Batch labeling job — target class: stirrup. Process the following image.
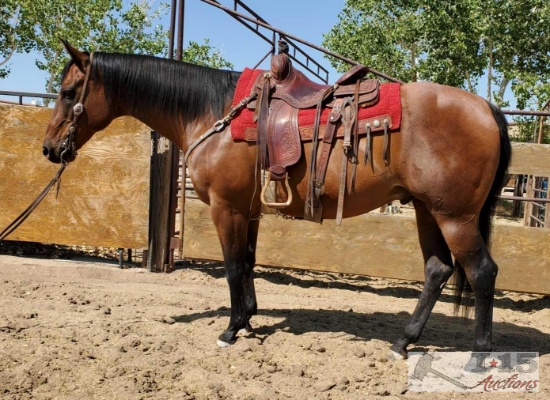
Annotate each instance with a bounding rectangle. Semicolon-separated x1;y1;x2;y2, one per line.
260;173;293;208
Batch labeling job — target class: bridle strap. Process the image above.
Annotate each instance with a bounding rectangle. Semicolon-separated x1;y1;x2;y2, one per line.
61;53;94;165
79;53;94;103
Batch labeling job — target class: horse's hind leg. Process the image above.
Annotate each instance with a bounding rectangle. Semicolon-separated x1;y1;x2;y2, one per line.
435;214;497;352
390;200;454;359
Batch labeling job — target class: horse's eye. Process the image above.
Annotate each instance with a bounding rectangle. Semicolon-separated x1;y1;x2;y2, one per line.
62;89;76;100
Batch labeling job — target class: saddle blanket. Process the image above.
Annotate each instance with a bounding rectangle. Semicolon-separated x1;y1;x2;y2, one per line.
230;68;402;142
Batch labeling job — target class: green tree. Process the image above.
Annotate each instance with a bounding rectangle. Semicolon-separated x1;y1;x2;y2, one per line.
0;2;14;78
183;39;233;69
13;0;168;94
0;0;33;79
1;0;233;94
323;0;550;107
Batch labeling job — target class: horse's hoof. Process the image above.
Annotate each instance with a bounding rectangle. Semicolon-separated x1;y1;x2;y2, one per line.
240;323;253;335
217;330;237;348
388;342;408;360
389;339;409;360
217;339;233;348
388;349;406;361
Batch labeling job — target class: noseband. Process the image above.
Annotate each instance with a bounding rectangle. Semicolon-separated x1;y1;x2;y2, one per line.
60;53;94;165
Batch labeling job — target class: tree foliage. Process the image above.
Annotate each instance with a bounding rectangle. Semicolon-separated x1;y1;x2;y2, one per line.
513;117;550;144
0;0;233;93
183;39;233;69
1;0;167;92
0;0;30;78
323;0;550;109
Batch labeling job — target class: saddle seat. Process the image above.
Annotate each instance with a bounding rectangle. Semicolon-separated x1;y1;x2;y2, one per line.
250;53;379;110
269;53;331;108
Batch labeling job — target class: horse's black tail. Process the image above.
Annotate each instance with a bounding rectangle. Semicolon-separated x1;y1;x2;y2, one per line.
453;102;512;316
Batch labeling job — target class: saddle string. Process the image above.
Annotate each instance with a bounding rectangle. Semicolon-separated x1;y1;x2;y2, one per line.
306;100;324;217
383;119;389;165
337;98;356;225
305;85;338;219
349;80;361;193
363;123;372;167
257;73;271;171
249;124;262;222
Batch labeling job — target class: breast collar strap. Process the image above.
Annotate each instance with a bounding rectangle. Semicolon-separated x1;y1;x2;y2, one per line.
61;53;94;165
184;93;258;166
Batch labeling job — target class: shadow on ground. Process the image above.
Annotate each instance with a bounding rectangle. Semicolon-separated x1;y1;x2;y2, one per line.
172;306;550;355
175;260;550;313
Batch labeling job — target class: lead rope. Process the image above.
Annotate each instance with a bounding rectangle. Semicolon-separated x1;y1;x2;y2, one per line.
0;54;95;241
0;164;66;241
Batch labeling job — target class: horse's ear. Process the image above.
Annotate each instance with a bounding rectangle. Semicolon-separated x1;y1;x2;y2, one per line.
60;38;89;72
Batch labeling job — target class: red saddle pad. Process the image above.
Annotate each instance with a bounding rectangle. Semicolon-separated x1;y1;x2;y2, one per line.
230;68;402;142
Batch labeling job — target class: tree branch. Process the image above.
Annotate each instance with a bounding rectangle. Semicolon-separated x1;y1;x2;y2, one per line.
0;34;17;68
487;38;493;102
497;76;510;105
465;70;474;92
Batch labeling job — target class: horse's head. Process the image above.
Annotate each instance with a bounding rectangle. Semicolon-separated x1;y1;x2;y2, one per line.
43;40;112;164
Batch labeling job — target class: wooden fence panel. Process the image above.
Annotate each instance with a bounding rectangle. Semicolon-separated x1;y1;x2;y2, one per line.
0;104;149;249
509;142;550;176
184;141;550;295
184;199;550;294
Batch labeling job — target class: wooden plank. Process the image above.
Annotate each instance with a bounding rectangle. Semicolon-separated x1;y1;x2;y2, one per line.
184;199;550;295
185;199;423;280
491;224;550;293
509;142;550;176
0;104;149;249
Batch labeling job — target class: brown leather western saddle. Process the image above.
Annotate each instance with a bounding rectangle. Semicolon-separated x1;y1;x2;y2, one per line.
249;50;381;224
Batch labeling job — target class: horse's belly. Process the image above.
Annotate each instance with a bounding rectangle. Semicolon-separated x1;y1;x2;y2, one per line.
278;155;408;220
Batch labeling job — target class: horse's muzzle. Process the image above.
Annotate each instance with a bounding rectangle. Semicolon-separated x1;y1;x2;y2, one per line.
42;139;59;163
42;138;74;164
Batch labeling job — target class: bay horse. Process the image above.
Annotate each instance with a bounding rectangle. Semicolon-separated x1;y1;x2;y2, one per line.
42;41;510;358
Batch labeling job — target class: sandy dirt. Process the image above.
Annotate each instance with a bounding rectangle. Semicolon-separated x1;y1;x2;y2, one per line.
0;254;548;399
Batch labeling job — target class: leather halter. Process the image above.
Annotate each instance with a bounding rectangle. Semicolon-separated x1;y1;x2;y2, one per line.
60;53;94;165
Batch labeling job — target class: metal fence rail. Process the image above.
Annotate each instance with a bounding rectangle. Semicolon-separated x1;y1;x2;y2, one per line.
0;90;56;105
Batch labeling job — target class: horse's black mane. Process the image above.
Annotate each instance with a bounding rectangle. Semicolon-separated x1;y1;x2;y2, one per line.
85;52;241;122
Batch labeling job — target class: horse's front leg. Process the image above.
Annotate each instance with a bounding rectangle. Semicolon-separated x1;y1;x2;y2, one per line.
243;218;260;332
211;203;253;347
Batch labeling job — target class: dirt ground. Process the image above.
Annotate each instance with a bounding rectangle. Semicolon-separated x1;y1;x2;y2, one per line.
0;253;548;399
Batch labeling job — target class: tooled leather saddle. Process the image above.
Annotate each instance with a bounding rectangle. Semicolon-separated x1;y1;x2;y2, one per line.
248;49;389;224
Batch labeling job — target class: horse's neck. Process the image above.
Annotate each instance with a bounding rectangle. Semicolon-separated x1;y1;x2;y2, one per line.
125;109;185;150
117;100;223;154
